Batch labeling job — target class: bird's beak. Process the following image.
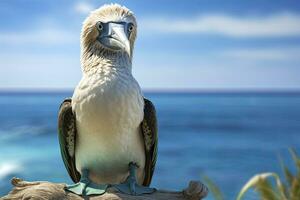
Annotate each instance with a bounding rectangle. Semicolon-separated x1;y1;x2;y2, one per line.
98;23;131;57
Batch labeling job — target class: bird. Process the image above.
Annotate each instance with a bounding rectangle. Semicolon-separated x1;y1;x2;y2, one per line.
58;4;158;196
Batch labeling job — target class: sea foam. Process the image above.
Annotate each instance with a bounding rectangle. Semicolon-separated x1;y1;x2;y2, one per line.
0;162;22;180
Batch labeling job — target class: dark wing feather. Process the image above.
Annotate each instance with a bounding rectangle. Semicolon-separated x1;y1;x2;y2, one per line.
58;98;81;183
141;98;158;186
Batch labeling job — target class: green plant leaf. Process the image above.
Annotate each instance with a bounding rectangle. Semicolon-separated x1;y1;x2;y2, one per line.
290;178;300;200
203;176;224;200
256;179;280;200
289;148;300;176
236;172;287;200
279;154;294;188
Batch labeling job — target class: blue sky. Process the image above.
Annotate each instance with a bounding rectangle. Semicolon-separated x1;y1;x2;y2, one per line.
0;0;300;90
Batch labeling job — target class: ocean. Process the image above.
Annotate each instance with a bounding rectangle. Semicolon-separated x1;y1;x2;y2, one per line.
0;91;299;199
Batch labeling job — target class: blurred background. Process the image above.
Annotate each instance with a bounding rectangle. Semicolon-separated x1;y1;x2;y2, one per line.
0;0;300;199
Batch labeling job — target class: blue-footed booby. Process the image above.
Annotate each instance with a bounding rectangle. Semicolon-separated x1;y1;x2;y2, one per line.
58;4;158;196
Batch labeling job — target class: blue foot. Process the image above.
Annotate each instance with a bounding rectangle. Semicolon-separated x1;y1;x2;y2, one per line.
114;163;156;195
65;169;108;196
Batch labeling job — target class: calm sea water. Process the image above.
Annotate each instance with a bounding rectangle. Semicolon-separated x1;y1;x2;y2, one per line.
0;92;300;199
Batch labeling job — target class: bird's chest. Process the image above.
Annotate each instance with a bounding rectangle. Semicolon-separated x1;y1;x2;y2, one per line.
73;71;144;133
72;70;145;183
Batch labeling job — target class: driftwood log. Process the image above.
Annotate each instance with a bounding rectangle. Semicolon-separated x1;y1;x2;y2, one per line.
1;178;208;200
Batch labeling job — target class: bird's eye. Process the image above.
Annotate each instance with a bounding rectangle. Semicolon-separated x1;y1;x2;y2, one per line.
97;22;103;31
128;23;134;33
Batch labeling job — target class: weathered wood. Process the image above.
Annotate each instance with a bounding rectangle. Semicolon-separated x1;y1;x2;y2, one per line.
1;177;208;200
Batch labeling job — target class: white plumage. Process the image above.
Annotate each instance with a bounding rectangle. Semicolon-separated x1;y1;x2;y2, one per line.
58;3;157;196
72;62;146;184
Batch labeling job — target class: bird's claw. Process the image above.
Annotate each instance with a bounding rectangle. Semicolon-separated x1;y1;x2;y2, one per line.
113;162;156;195
65;169;108;196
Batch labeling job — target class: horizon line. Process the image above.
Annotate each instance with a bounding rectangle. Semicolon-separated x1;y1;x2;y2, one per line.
0;87;300;94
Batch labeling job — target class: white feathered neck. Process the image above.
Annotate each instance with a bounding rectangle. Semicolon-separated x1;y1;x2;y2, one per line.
81;44;132;76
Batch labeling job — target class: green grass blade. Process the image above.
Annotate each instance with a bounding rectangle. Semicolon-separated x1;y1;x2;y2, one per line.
256;179;280;200
236;172;287;200
203;176;224;200
279;154;294;187
290;178;300;200
237;173;273;200
289;148;300;175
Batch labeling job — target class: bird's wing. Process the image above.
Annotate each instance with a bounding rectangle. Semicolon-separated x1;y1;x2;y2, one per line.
58;98;81;183
141;98;158;186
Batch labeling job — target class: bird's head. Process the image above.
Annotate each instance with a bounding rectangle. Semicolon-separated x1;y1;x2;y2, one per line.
81;4;137;68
